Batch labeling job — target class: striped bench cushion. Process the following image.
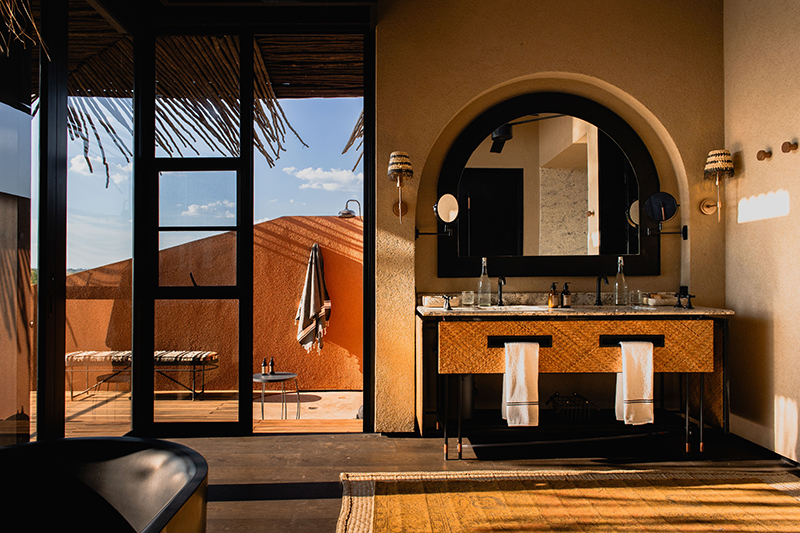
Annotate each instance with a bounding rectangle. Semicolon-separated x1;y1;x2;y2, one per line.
66;350;218;366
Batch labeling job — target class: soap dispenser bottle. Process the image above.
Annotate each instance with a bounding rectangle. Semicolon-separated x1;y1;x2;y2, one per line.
478;257;492;306
614;256;628;306
548;283;559;308
560;282;572;308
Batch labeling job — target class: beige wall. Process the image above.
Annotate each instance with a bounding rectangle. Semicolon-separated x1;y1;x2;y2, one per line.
724;0;800;460
375;0;726;432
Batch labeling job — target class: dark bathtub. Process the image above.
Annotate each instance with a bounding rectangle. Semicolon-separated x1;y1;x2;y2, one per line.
0;436;208;532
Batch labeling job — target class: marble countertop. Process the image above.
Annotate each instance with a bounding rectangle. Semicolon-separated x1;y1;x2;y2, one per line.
416;305;734;317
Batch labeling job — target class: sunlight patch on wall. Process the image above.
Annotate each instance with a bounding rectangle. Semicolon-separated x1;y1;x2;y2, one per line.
775;395;799;461
737;189;790;223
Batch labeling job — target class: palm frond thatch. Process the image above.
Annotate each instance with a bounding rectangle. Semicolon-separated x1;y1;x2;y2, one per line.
342;109;364;172
1;0;47;58
60;34;305;186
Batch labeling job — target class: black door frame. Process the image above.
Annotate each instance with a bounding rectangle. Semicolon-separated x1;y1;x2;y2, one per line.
37;2;376;439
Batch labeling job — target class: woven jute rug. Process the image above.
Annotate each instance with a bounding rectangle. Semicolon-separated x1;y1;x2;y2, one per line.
336;469;800;532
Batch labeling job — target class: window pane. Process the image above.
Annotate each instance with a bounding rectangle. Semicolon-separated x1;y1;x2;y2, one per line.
159;231;236;287
154;299;238;422
159;171;237;228
155;35;241;158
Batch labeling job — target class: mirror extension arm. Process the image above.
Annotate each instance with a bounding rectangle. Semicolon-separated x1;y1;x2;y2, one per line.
415;225;453;240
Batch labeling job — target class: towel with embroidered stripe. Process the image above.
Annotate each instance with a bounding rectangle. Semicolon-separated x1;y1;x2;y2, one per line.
501;342;539;427
615;341;654;425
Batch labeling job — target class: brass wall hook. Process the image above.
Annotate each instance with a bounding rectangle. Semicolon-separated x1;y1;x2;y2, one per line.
782;141;798;153
757;149;772;161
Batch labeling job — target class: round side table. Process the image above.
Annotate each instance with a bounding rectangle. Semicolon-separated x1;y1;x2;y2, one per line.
252;372;300;420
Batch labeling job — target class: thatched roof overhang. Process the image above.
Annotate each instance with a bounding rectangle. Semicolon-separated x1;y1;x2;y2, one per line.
28;0;368;180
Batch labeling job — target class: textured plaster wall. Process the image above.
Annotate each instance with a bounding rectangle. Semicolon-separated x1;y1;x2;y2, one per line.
63;216;363;393
539;167;588;255
724;0;800;460
375;0;726;432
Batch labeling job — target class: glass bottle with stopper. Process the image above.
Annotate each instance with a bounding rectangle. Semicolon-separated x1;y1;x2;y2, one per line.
478;257;492;306
614;256;628;306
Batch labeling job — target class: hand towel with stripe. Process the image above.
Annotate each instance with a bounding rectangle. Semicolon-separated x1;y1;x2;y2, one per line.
501;342;539;427
615;341;654;425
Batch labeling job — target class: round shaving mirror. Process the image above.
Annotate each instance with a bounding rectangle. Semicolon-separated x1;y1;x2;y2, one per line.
643;192;678;223
434;193;459;224
627;200;640;227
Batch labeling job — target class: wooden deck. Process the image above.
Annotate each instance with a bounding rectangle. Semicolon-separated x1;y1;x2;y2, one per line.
28;390;364;437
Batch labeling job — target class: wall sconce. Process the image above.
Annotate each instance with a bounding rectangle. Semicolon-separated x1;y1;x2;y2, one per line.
388;151;413;223
337;199;361;219
702;149;734;222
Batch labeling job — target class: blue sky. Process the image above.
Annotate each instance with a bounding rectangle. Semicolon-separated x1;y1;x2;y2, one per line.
31;97;363;270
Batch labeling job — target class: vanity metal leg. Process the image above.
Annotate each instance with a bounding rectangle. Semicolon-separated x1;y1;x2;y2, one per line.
457;374;463;460
722;319;730;434
684;373;690;454
443;374;449;460
699;373;704;453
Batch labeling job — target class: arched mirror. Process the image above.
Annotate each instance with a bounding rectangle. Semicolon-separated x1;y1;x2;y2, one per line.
436;92;661;277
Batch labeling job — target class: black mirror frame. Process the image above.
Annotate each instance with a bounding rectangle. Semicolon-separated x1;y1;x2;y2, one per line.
436;92;661;278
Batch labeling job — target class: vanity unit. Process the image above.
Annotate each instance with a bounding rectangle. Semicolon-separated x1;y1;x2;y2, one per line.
415;305;733;459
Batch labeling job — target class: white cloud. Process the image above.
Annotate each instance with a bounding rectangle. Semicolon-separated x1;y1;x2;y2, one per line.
69;155;131;184
282;166;363;192
181;199;236;218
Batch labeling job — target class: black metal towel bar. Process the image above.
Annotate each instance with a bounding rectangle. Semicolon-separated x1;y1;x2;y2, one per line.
487;335;553;348
598;335;665;347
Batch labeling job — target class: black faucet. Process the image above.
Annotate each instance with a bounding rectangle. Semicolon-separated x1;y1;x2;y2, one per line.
497;276;506;306
595;275;608;306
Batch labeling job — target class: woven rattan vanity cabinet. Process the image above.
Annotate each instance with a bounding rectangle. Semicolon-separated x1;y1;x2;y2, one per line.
415;306;733;440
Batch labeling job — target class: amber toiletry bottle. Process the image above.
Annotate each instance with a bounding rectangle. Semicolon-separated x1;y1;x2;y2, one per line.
268;357;275;375
261;358;267;375
560;282;572;308
548;283;559;308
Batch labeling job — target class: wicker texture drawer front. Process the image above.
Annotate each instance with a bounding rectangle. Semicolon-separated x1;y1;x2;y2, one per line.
438;320;714;374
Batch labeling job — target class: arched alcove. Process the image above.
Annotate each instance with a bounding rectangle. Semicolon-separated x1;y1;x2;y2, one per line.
415;73;690;294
